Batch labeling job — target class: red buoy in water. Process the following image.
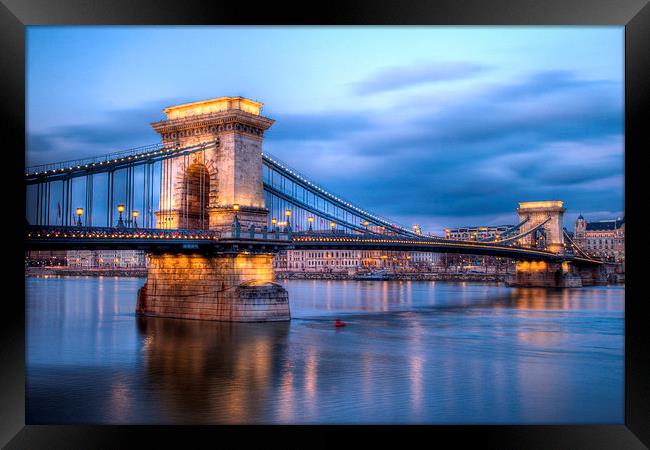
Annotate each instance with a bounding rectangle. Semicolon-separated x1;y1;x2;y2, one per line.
335;320;346;327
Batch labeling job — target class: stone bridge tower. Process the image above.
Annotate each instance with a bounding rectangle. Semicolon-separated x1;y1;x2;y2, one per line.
137;97;290;322
151;96;273;231
516;201;566;253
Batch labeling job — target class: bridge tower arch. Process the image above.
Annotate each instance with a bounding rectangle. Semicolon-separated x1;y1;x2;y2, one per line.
516;201;566;253
177;159;214;230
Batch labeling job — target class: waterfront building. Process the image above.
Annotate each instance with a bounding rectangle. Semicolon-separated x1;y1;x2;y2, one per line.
573;215;625;262
444;225;512;240
25;250;67;267
66;250;147;268
274;249;421;272
409;251;441;269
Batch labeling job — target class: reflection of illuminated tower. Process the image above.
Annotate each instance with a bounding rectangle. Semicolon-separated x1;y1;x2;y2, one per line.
516;201;566;253
136;316;290;421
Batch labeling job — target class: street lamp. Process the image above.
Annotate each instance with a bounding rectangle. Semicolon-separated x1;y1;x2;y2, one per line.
271;218;277;231
331;221;336;233
132;210;139;228
285;209;291;231
75;207;83;227
116;204;125;228
308;216;313;232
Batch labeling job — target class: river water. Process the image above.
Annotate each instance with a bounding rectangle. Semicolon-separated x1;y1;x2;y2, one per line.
25;277;624;424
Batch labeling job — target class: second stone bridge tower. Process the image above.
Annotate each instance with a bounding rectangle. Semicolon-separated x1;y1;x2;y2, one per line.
516;201;566;253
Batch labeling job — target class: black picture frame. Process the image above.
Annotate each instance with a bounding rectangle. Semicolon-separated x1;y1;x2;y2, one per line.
2;0;648;447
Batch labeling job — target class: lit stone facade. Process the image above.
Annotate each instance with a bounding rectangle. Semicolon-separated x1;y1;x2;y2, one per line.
516;201;566;252
509;261;583;288
151;96;273;232
573;216;625;262
137;253;289;322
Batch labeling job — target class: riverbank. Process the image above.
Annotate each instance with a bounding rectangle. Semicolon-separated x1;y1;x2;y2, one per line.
276;271;509;282
24;267;623;284
25;267;147;278
26;266;508;282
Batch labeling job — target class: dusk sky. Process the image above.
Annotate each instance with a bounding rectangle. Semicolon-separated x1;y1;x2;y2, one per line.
26;26;624;234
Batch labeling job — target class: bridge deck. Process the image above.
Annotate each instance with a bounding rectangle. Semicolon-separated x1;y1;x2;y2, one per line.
24;226;601;266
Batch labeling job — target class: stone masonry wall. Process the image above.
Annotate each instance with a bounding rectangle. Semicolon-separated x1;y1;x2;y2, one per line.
137;253;290;322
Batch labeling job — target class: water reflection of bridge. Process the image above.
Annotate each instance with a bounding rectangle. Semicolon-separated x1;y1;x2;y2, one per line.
136;316;290;422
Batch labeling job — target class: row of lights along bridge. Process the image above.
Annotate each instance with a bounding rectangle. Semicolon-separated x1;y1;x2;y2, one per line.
74;204;138;228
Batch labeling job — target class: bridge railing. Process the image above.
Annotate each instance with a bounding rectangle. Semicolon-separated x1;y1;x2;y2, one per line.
220;227;292;241
291;230;523;247
25;143;166;175
25;225;222;240
25;224;294;242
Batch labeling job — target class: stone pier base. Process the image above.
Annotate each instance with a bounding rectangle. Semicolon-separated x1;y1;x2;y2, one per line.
136;252;290;322
578;265;608;286
507;261;583;288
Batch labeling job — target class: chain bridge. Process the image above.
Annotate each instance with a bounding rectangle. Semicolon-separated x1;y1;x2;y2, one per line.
24;96;604;322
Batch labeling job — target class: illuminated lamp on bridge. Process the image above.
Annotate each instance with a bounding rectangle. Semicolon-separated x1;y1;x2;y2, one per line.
132;210;139;228
117;204;125;228
75;208;84;227
308;216;313;231
233;203;240;224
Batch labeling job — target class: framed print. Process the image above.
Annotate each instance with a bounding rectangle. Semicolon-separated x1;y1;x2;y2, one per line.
2;0;648;447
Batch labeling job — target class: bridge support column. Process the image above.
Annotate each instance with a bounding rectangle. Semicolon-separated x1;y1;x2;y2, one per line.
577;265;607;286
137;252;290;322
507;261;582;288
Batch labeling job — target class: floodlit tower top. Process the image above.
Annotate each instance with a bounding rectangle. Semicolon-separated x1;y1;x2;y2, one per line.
518;201;564;210
164;96;263;119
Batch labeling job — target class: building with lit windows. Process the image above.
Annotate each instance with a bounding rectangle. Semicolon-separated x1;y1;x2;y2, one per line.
25;250;68;267
409;252;441;269
573;215;625;262
445;225;513;240
274;249;422;273
66;250;147;268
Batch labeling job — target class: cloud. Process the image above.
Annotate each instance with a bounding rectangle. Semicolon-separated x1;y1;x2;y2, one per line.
270;71;623;232
352;61;488;95
26;99;179;166
265;112;373;141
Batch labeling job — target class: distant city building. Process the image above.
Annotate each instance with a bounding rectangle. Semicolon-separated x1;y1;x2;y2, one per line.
409;252;441;269
573;215;625;262
66;250;147;268
25;250;67;267
445;225;512;240
274;249;439;272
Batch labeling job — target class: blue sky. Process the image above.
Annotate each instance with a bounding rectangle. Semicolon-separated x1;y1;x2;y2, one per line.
26;26;624;234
